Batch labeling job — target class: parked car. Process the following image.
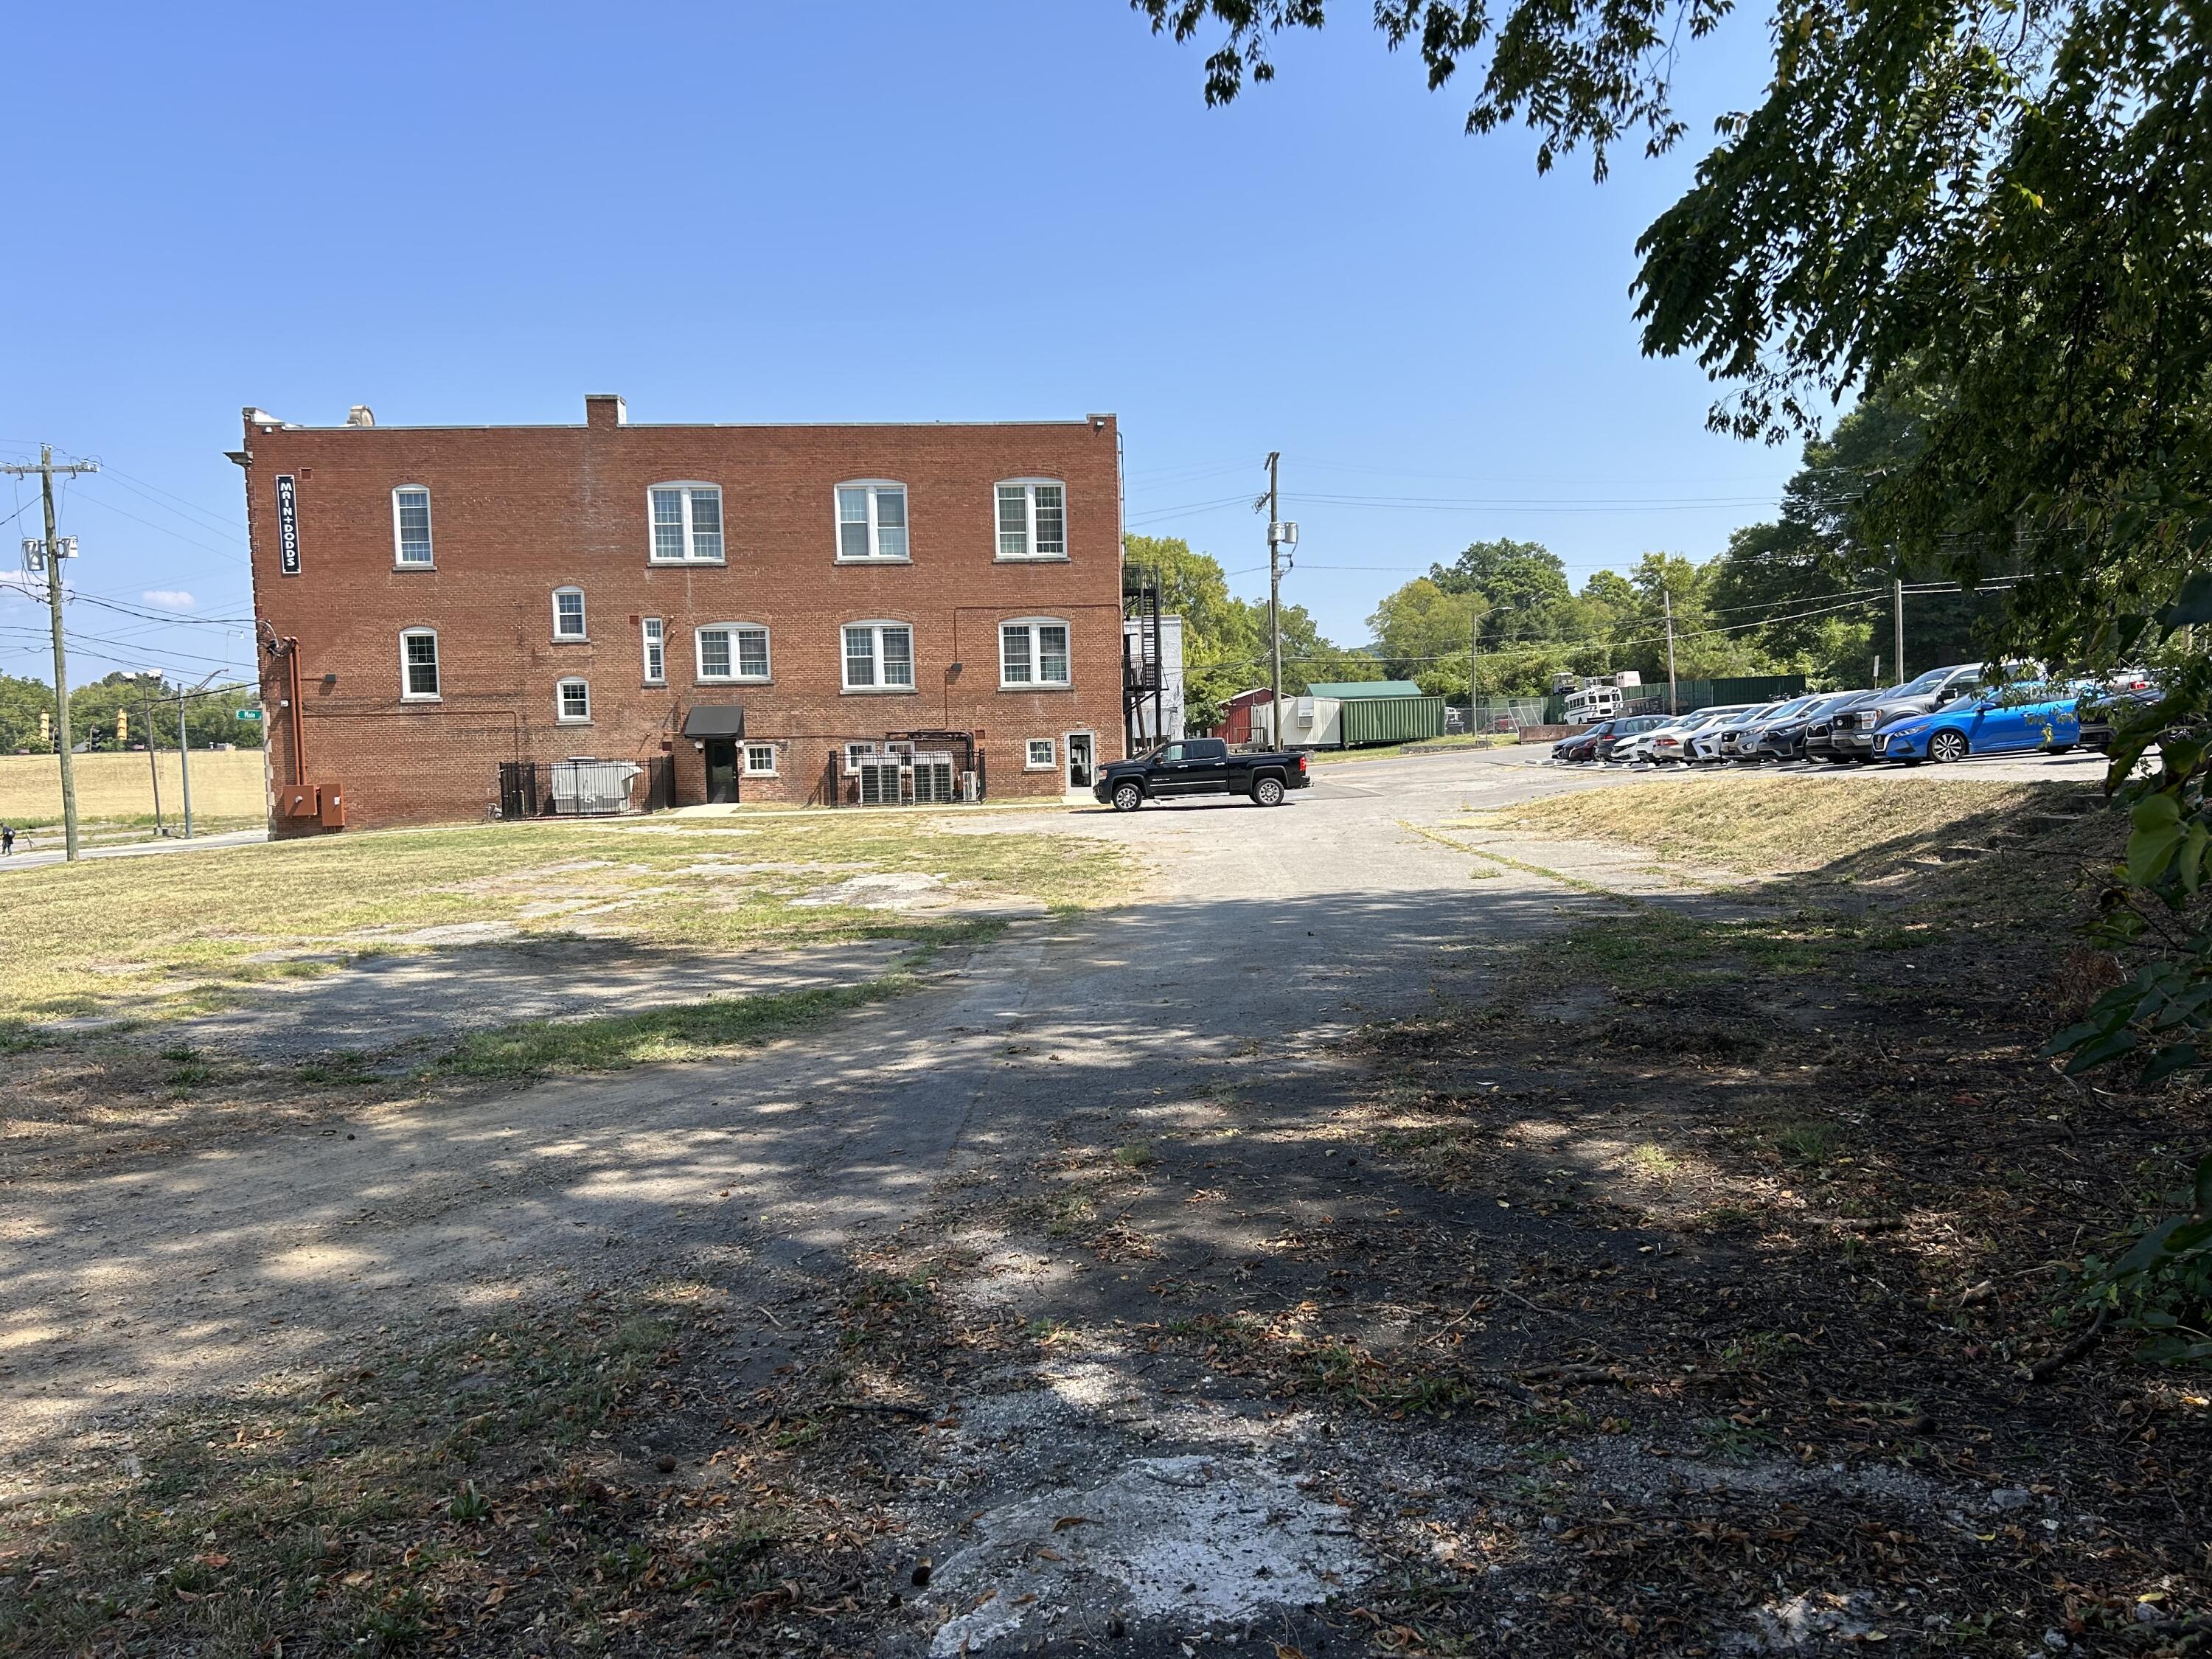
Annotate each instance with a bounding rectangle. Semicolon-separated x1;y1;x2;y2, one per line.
1824;663;1995;762
1753;690;1867;762
1552;720;1617;763
1647;706;1753;765
2079;685;2163;752
1873;684;2081;763
1705;699;1812;764
1094;737;1311;810
1594;713;1669;761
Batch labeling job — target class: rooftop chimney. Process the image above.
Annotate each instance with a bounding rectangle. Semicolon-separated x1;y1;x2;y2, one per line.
346;405;375;427
585;394;627;431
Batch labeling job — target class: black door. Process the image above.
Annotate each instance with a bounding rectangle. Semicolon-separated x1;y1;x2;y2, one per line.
704;739;739;804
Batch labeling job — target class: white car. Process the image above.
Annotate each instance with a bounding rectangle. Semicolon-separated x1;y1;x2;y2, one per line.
1646;707;1746;765
1685;704;1771;764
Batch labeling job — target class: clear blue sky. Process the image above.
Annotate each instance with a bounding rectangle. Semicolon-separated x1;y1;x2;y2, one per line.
1;0;1795;688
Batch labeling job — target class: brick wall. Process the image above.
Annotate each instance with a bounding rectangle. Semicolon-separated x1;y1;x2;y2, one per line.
240;397;1125;833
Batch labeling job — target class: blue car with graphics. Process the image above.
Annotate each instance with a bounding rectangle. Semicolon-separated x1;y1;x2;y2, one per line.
1871;684;2082;765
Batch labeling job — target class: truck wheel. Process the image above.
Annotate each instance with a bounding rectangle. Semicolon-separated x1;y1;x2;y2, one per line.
1111;782;1144;813
1253;776;1286;807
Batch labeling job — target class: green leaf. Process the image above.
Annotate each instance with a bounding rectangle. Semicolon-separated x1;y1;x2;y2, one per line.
2139;1042;2204;1085
2128;822;2187;886
2194;1152;2212;1218
2064;1028;2140;1073
2160;571;2212;628
2132;793;2184;831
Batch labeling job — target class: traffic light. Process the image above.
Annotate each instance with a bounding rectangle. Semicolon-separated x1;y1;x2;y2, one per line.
117;709;128;745
39;711;50;749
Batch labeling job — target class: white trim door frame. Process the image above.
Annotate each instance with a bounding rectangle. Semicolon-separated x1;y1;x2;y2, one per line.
1065;730;1095;792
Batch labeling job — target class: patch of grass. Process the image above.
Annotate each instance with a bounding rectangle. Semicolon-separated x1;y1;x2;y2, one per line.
1112;1140;1157;1169
427;977;908;1081
0;1288;789;1658
1770;1120;1846;1166
0;815;1133;1025
1486;773;2085;876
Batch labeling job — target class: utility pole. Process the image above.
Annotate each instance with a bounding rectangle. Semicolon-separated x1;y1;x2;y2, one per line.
3;446;100;861
139;673;166;837
1264;452;1283;745
1469;598;1481;728
175;673;218;838
1662;588;1679;717
1891;577;1906;685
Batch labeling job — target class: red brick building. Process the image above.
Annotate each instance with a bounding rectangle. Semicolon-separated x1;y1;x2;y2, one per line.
234;395;1125;834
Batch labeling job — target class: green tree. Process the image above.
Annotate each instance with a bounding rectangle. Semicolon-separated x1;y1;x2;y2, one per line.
0;675;57;754
1366;577;1479;686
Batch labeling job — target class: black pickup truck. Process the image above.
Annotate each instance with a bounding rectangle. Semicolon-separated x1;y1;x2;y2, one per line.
1093;737;1312;811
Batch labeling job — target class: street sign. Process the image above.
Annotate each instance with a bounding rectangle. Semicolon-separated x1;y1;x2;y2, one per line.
235;707;264;722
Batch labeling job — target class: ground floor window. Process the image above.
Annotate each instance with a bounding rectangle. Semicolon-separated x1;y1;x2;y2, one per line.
1026;737;1055;769
556;677;591;723
743;742;776;776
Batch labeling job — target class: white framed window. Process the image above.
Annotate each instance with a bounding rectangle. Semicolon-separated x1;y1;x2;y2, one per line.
842;621;915;691
843;742;878;771
1026;737;1056;770
641;617;665;684
999;619;1071;688
556;677;591;723
647;484;724;563
743;742;777;776
995;479;1067;560
695;623;771;683
552;586;587;640
400;627;440;700
835;481;909;561
392;487;434;567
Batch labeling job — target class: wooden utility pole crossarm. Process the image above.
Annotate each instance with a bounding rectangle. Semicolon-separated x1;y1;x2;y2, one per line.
1;446;100;861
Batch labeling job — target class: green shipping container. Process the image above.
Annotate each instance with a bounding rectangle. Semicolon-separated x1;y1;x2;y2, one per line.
1339;695;1447;748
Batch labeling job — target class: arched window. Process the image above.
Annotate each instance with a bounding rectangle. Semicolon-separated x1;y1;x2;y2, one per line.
994;479;1065;560
695;623;771;683
835;481;909;561
392;487;434;567
999;618;1071;688
552;585;587;640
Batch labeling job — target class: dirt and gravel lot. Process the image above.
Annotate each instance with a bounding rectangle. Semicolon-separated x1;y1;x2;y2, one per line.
3;747;2206;1659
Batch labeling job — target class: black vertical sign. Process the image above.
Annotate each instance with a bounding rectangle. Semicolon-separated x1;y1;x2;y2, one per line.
275;474;302;576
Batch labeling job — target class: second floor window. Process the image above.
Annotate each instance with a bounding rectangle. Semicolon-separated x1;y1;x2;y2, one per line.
400;628;440;699
392;487;433;566
843;622;914;690
696;624;771;681
650;484;723;563
995;480;1066;559
641;617;665;684
553;587;586;639
1000;619;1071;687
557;678;591;722
837;483;908;560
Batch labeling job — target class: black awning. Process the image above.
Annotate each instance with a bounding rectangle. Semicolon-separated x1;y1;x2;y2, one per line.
682;704;745;738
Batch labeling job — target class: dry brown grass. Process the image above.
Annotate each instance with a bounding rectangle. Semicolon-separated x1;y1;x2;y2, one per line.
1481;773;2089;873
0;749;265;827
